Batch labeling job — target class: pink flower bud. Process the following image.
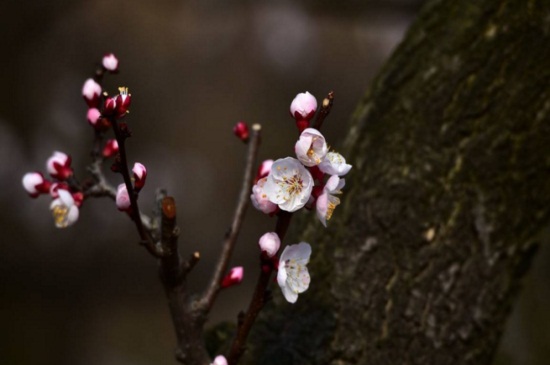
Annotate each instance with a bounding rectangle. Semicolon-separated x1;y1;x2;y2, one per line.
82;78;102;108
258;232;281;258
46;151;73;180
290;91;317;121
87;108;101;127
115;87;131;118
102;139;119;158
211;355;228;365
116;183;131;211
250;177;278;215
22;172;51;197
132;162;147;191
72;191;84;207
221;266;243;288
103;96;117;116
102;53;119;72
49;182;70;198
233;121;249;142
256;159;273;182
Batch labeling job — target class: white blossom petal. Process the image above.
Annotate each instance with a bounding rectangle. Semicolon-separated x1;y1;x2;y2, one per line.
319;152;352;176
295;128;328;167
277;242;311;303
263;157;313;212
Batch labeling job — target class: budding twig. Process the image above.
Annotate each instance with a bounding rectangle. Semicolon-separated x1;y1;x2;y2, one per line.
227;211;293;365
312;91;334;130
111;118;165;258
199;124;262;312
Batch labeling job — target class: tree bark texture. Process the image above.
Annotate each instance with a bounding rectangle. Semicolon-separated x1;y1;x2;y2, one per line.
243;0;550;364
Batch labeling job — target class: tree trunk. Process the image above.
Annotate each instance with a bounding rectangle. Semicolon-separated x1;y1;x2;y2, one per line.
243;0;550;363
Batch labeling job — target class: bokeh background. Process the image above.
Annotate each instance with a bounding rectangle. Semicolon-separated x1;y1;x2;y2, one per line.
1;1;548;364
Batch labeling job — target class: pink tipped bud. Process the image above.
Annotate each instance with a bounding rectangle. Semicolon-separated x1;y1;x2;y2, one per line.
103;96;117;116
82;78;102;108
116;183;131;211
22;172;51;197
102;139;119;158
290;91;317;121
87;108;101;127
211;355;228;365
221;266;244;288
46;151;73;180
233;121;249;142
102;53;119;72
72;191;84;207
256;159;273;182
115;87;131;118
49;182;70;198
259;232;281;258
132;162;147;191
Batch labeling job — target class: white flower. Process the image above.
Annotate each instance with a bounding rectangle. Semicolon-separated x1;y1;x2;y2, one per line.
50;189;79;228
116;183;131;211
263;157;314;212
250;177;278;214
211;355;228;365
295;128;328;167
258;232;281;257
316;175;345;227
319;151;352;176
277;242;311;303
290;92;317;120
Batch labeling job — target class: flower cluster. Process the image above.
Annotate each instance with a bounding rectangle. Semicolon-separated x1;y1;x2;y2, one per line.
22;151;81;228
249;91;352;303
22;53;147;227
251;92;352;225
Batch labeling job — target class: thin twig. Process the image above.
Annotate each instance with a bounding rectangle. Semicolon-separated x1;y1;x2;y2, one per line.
227;211;293;365
312;91;334;130
199;124;262;312
112;118;165;258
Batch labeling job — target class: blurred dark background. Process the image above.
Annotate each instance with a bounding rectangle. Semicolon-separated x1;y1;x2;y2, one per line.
0;1;548;364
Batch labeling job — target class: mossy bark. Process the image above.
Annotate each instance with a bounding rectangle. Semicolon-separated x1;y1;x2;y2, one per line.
244;0;550;364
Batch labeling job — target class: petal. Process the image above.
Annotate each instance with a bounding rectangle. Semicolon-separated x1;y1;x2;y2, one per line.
280;283;299;303
58;189;75;207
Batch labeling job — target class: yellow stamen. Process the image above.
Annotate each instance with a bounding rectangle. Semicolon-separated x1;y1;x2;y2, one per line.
52;205;69;228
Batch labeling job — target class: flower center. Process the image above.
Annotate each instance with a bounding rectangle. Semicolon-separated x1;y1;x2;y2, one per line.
52;205;69;228
282;174;303;197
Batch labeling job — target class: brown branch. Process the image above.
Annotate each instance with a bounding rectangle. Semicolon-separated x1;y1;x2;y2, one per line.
199;124;262;312
227;211;293;365
312;91;334;130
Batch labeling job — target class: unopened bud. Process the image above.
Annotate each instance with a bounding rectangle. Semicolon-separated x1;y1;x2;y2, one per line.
132;162;147;191
233;121;249;143
82;78;102;108
221;266;243;288
102;139;119;158
258;232;281;258
102;53;119;72
46;151;73;180
87;108;101;127
115;183;131;211
290;91;317;121
22;172;51;197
